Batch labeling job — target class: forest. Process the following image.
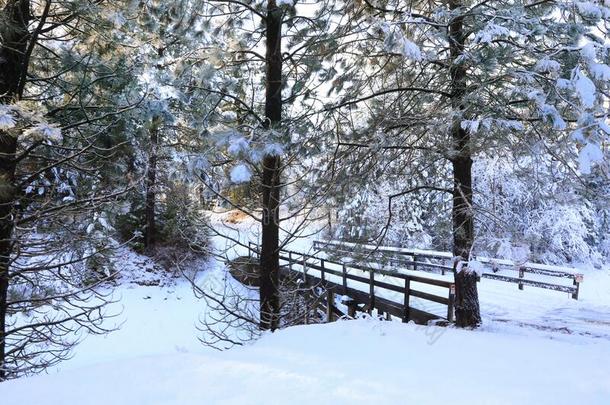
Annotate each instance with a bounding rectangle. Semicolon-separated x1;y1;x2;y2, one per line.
0;0;609;404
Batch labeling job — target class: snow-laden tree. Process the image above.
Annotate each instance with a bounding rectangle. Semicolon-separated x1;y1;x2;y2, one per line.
0;0;141;380
473;155;609;265
184;0;358;333
319;0;610;326
104;0;216;254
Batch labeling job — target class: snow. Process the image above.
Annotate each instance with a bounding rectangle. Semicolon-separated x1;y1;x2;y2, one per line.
379;22;422;62
600;120;610;134
576;2;606;19
590;63;610;81
466;259;485;276
221;110;238;122
573;68;596;108
535;58;561;73
264;142;284;156
227;136;249;156
2;317;609;405
578;142;604;174
2;219;609;404
474;23;511;44
230;164;252;183
401;39;422;61
581;43;597;62
0;111;16;130
460;119;480;133
33;247;212;371
22;123;63;143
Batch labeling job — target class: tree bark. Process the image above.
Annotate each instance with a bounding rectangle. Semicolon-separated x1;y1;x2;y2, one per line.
144;117;160;252
259;0;282;331
0;0;30;381
448;0;481;327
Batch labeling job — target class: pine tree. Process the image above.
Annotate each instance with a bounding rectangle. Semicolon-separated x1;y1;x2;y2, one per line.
0;0;139;379
322;0;610;327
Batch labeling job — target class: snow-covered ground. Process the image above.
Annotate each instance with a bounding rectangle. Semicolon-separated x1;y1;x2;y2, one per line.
2;314;610;405
1;213;610;404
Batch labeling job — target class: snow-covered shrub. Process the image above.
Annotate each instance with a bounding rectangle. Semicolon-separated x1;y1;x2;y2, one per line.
330;154;608;267
114;194;147;250
158;182;210;252
330;181;441;249
114;181;210;255
473;157;607;265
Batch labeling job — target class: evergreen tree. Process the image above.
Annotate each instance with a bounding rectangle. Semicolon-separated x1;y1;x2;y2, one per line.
322;0;610;326
0;0;139;379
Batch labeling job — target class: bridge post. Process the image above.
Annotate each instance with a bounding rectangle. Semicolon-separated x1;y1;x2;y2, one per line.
403;277;411;322
303;254;308;285
572;274;583;300
343;297;357;318
447;284;455;322
369;270;375;314
342;263;347;294
326;289;335;322
518;267;525;290
320;258;326;285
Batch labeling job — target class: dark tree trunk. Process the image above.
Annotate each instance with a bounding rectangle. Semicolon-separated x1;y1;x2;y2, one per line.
448;0;481;327
259;0;282;331
0;0;30;381
144;117;160;252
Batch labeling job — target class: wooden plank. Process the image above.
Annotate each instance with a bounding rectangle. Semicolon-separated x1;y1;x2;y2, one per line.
279;255;371;285
316;240;579;281
372;279;406;294
518;267;524;290
481;273;576;293
279;254;452;303
276;250;451;323
321;258;326;284
284;250;455;290
410;289;450;305
572;275;583;300
408;274;454;288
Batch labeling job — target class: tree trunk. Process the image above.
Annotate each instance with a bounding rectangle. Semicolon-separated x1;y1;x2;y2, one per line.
448;0;481;327
0;0;30;381
259;0;282;331
144;117;160;251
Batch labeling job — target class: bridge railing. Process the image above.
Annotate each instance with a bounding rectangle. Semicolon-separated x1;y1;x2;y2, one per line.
248;242;456;323
313;240;583;300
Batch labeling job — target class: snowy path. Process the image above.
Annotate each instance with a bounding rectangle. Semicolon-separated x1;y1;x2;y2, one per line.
479;274;610;342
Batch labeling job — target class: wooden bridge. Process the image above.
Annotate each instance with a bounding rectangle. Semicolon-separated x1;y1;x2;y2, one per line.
313;240;584;300
248;242;456;324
